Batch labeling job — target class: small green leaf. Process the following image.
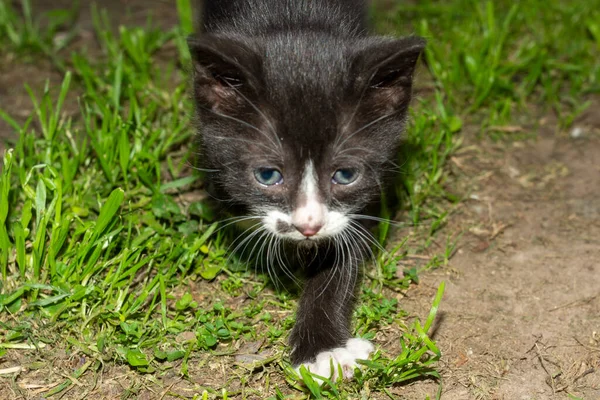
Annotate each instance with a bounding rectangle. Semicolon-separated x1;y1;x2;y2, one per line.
151;193;181;219
21;200;32;230
29;293;70;307
126;349;149;367
423;281;445;334
167;350;185;362
6;297;22;314
0;149;13;224
35;178;47;218
0;287;26;306
97;336;105;353
118;127;131;176
177;220;198;235
199;327;218;348
403;267;420;284
95;188;124;236
199;261;221;280
175;292;195;311
216;328;230;339
447;115;463;133
298;365;323;395
154;349;168;360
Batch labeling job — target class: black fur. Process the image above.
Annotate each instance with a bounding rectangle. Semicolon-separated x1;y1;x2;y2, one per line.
189;0;424;366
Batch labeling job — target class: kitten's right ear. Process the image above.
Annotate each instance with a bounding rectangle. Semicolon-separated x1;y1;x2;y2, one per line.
187;35;262;112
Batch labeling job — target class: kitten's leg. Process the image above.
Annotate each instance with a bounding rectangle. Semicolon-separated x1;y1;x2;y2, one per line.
289;250;374;381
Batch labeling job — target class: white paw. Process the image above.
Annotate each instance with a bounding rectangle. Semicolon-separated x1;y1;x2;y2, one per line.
295;338;374;383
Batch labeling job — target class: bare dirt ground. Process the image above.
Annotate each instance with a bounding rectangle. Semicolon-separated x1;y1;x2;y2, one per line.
1;1;599;399
399;108;600;399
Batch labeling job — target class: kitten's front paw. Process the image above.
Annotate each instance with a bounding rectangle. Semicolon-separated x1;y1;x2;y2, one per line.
294;338;374;383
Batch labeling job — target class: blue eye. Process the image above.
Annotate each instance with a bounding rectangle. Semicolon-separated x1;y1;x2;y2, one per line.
332;168;359;185
254;168;283;186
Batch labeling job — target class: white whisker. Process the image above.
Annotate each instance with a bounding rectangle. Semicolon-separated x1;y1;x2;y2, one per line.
335;112;400;152
227;83;282;151
224;222;265;266
275;237;301;287
265;232;282;291
347;220;387;256
213;215;263;235
348;214;418;228
338;230;357;308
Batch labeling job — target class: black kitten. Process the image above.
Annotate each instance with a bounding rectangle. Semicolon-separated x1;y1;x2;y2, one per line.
188;0;424;380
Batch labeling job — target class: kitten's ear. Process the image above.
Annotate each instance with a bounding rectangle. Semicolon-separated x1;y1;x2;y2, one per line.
187;35;261;112
351;36;425;111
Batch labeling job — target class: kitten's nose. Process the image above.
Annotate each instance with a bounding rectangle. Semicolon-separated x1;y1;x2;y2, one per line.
294;224;322;237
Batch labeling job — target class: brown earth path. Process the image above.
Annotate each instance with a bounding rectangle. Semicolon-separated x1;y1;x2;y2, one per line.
398;112;600;399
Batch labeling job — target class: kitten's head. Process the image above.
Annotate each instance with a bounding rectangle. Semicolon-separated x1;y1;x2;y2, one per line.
189;33;424;243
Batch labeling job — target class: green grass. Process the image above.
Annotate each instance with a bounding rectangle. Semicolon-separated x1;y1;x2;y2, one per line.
410;0;599;127
375;0;600;134
0;0;598;398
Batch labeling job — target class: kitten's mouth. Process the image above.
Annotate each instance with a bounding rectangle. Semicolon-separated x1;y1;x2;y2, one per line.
298;238;318;247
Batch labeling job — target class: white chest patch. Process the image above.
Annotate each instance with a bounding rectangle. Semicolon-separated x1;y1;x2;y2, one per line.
294;338;374;383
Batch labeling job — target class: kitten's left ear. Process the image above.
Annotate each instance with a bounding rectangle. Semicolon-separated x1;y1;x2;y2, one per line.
351;36;426;110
